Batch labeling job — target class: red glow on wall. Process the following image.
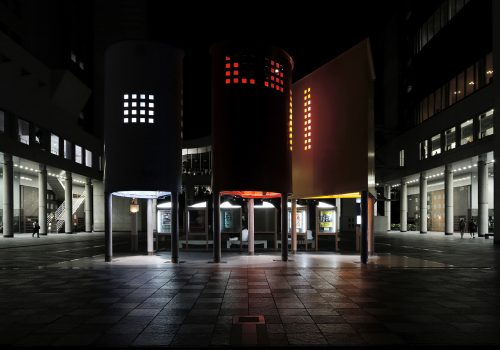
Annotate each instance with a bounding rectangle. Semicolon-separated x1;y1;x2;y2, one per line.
220;190;282;199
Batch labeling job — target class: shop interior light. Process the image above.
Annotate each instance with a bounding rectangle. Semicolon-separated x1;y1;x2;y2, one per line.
129;198;139;213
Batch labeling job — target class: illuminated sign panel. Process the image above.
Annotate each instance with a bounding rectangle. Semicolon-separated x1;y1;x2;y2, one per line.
303;88;312;151
123;93;155;124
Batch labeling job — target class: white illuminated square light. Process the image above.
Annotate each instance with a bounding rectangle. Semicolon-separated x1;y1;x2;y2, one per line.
132;94;137;99
123;118;129;123
140;110;145;115
148;118;154;124
140;118;145;123
124;102;129;107
131;102;137;107
149;103;154;108
140;102;145;107
149;95;154;100
140;94;145;99
131;118;137;123
124;110;129;115
148;110;154;116
124;93;154;123
124;94;129;99
131;110;137;115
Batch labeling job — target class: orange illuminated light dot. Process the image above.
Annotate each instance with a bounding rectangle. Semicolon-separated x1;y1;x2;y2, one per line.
233;78;239;83
234;70;239;76
250;79;255;84
225;79;230;84
233;62;239;68
271;76;275;81
304;146;307;151
271;83;275;88
308;145;311;149
242;78;247;84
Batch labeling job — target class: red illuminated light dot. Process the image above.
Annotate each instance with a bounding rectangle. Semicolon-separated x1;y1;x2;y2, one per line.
271;60;275;66
276;85;279;91
280;72;283;78
225;79;230;84
250;79;255;84
264;81;269;87
276;63;280;68
242;78;247;84
233;70;239;76
233;78;239;83
225;56;230;61
271;76;275;81
225;71;230;76
280;87;283;92
233;62;239;68
225;63;230;68
271;83;275;88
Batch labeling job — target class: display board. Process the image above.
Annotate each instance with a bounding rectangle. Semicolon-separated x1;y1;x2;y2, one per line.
187;208;207;234
318;209;335;233
255;208;276;233
157;209;172;233
288;209;307;233
220;208;242;233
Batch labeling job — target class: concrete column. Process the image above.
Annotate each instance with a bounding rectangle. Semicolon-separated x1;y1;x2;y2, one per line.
400;179;407;232
373;198;378;216
65;172;73;233
291;199;297;254
130;210;138;252
171;191;179;263
478;154;488;237
147;199;154;255
361;191;369;264
384;185;391;231
104;192;112;262
152;198;157;234
493;0;500;244
3;154;13;237
248;198;254;255
92;180;104;231
419;172;427;234
38;164;47;235
84;177;92;232
445;164;454;235
281;193;288;261
213;192;221;263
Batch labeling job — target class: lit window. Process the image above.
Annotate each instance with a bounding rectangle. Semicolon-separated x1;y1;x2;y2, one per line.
131;118;137;123
431;134;441;156
50;134;59;156
226;79;230;84
479;109;494;139
304;88;312;151
140;94;145;99
124;94;129;99
250;79;255;84
124;93;155;123
85;150;92;167
124;110;129;115
18;119;29;145
124;118;129;123
445;127;456;150
124;102;129;107
460;119;474;145
140;118;145;123
149;95;154;100
132;94;137;99
242;78;247;84
64;140;72;159
75;145;82;164
149;111;154;116
140;110;145;115
399;149;405;167
148;118;154;124
131;110;137;115
140;102;145;107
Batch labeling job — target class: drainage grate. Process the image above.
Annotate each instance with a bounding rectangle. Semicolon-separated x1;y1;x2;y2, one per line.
233;315;265;325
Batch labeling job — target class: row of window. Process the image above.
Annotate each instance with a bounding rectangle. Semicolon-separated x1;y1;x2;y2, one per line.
0;109;99;169
417;108;493;161
413;0;470;55
415;52;493;125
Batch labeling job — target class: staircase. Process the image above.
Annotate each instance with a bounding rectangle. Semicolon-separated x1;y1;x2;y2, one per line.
47;193;86;233
47;176;65;200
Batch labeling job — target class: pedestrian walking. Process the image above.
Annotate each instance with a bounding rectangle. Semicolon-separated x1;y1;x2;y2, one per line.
32;221;40;238
459;218;465;239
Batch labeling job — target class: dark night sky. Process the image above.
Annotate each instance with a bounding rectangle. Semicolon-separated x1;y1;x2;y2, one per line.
148;1;399;140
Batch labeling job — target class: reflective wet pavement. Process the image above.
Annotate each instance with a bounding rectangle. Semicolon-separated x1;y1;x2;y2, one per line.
0;230;499;347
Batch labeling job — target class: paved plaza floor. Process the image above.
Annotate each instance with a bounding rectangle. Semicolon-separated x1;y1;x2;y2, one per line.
0;230;499;347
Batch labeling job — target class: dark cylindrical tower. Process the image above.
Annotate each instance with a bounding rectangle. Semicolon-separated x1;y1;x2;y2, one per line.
104;41;183;196
104;41;183;261
211;42;294;194
211;42;294;262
